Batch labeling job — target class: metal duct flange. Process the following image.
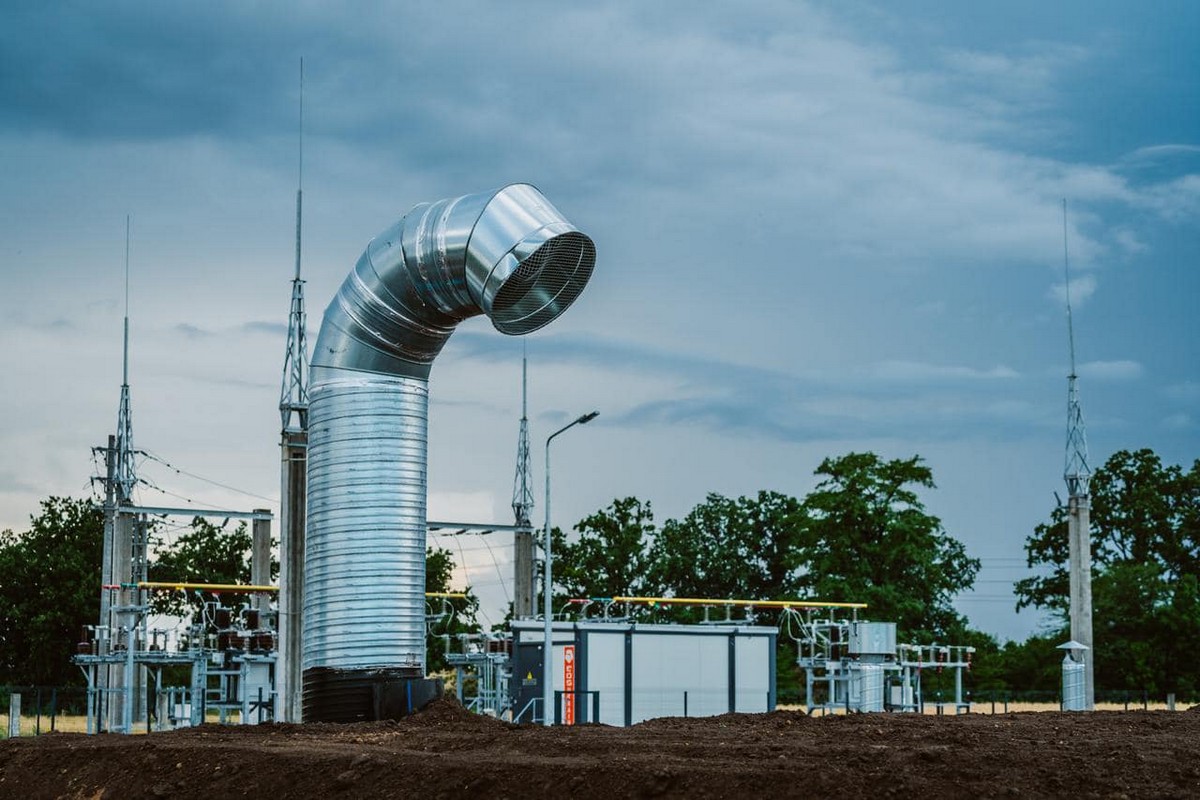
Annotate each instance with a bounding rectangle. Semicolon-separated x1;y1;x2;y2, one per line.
303;184;595;722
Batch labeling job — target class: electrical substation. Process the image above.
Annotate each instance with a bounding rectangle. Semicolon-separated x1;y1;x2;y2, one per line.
75;181;987;733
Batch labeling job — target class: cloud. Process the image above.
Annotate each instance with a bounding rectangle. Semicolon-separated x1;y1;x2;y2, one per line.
446;331;1049;443
1139;174;1200;222
0;0;1168;276
1111;227;1147;256
1077;360;1143;381
869;361;1019;382
240;321;287;337
1163;413;1194;431
1048;273;1097;308
174;323;212;339
1164;382;1200;403
0;470;43;497
1119;144;1200;165
446;331;795;395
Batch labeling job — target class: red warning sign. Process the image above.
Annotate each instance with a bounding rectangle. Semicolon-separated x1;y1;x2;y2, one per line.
563;645;576;725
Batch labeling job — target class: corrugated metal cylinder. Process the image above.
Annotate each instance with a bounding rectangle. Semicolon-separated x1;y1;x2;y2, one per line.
303;184;595;721
305;373;429;672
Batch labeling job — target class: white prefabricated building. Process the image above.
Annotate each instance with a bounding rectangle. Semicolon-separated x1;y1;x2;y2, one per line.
509;620;777;726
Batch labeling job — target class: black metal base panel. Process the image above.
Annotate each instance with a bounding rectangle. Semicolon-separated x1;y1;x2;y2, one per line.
302;667;442;723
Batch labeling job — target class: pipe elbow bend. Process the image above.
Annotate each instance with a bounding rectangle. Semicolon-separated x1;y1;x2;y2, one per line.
313;183;596;380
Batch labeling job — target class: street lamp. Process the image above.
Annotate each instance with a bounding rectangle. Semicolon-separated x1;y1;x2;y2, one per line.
543;410;598;726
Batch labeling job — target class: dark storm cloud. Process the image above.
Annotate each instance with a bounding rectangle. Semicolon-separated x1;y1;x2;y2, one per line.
617;396;836;442
0;3;828;196
617;391;1054;444
446;331;794;394
0;3;634;180
0;4;305;140
447;331;1052;443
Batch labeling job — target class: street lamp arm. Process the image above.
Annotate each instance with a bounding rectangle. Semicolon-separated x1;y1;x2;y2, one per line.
546;410;600;448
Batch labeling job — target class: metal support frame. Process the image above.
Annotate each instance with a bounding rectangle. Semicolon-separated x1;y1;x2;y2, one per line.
789;612;975;715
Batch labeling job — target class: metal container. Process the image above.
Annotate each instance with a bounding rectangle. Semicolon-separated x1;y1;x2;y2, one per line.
847;621;896;657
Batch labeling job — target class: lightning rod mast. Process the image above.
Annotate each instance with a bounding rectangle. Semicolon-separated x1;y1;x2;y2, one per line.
115;215;137;504
278;57;311;722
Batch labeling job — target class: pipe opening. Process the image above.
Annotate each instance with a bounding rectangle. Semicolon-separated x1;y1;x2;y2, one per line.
491;231;595;335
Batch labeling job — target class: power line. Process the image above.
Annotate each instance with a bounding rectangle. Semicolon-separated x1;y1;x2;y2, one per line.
141;450;278;504
480;535;512;605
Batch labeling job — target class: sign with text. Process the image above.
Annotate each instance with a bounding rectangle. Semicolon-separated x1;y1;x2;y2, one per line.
563;645;576;725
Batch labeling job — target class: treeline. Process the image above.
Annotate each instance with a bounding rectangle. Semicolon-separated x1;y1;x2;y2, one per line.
547;448;1199;698
1;449;1195;699
551;452;978;644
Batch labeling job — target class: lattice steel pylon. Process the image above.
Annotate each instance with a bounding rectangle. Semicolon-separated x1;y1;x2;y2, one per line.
280;61;310;433
512;345;534;526
279;265;310;431
1061;199;1094;710
511;345;536;617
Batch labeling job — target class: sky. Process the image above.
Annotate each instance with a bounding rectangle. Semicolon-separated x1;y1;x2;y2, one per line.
1;1;1196;644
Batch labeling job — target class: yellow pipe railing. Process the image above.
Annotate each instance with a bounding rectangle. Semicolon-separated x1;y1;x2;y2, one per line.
133;582;470;600
136;581;278;592
593;595;867;610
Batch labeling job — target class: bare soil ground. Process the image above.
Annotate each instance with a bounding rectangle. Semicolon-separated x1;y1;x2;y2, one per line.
3;699;1199;799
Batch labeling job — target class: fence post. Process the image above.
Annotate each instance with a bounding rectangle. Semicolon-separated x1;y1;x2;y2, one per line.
35;687;42;735
1167;693;1176;712
7;693;20;738
50;688;58;733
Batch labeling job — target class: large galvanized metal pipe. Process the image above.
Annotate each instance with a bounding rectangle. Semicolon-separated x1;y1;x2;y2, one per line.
304;184;595;722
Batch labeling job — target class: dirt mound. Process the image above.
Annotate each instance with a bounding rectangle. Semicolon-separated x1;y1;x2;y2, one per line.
635;709;811;733
2;709;1199;799
396;696;513;730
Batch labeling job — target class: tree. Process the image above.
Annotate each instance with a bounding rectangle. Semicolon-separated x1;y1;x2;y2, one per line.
148;517;261;618
798;453;979;640
650;491;805;604
425;545;481;672
556;497;657;600
1016;449;1200;695
0;497;103;686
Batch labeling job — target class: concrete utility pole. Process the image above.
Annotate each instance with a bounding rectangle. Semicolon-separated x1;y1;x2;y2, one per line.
512;346;535;618
96;435;117;730
251;511;273;614
1062;199;1095;710
277;57;310;723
